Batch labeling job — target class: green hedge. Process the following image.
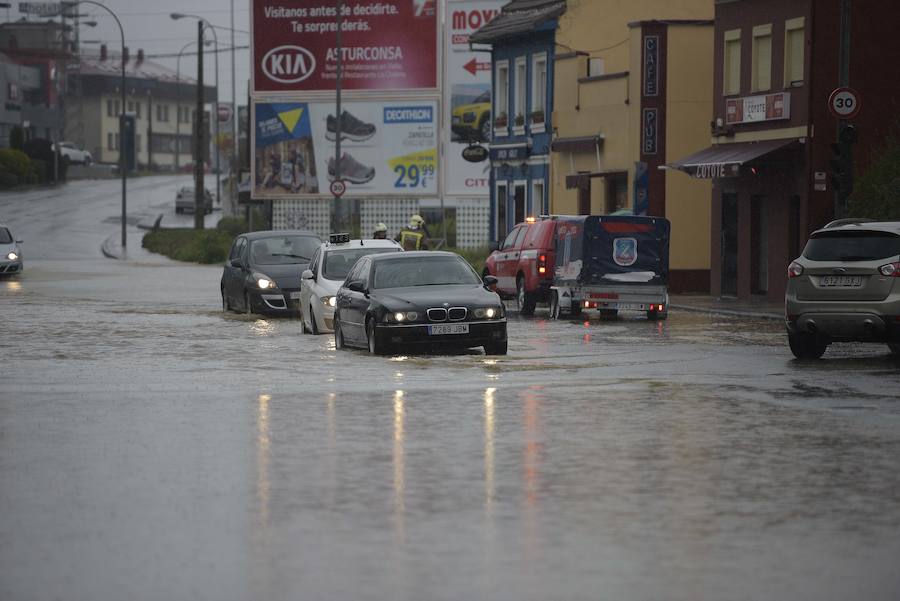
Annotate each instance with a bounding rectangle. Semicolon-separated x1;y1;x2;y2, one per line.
0;148;38;188
848;131;900;221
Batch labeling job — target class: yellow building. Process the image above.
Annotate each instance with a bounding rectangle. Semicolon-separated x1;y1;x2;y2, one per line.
550;1;714;292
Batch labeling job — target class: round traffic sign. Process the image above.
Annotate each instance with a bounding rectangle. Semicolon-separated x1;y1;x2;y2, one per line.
828;87;861;119
329;179;347;198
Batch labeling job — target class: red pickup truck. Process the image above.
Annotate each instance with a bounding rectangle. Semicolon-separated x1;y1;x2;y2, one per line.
483;218;556;315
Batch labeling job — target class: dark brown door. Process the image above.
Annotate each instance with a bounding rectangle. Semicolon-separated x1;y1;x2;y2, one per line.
577;182;591;214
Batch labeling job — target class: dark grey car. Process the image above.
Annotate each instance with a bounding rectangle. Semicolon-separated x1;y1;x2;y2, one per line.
221;230;322;315
785;220;900;358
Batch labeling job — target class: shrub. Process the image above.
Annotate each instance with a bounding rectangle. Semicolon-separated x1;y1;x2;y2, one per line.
0;148;35;187
848;131;900;221
142;229;234;264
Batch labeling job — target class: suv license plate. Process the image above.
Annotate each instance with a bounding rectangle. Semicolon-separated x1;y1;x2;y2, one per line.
820;275;863;287
428;324;469;335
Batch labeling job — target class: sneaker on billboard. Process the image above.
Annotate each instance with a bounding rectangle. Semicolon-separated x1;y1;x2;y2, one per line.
326;111;376;142
327;153;375;184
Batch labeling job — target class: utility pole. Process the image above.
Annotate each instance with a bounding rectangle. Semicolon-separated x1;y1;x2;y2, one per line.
194;19;205;229
147;92;152;170
835;0;852;219
332;0;346;233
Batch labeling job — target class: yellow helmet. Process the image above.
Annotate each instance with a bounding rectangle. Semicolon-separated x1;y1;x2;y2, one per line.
374;222;388;233
409;214;425;228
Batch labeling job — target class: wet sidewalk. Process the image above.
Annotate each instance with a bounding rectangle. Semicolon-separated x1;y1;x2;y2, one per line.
669;294;782;320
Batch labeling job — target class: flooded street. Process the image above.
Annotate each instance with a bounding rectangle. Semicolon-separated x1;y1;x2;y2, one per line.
2;178;899;601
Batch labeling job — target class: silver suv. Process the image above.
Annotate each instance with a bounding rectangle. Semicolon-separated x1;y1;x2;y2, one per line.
785;220;900;359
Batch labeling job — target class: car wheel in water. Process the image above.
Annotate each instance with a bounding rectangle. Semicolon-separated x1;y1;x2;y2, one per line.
222;289;230;313
549;290;560;319
244;291;253;315
788;331;827;359
367;318;389;355
516;276;536;316
334;319;345;349
309;305;319;335
484;340;508;355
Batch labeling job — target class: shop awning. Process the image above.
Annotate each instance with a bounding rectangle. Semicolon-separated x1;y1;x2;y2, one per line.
551;134;604;153
662;138;796;178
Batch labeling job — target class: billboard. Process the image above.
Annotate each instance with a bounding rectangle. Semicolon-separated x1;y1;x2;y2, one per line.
253;99;438;198
444;0;502;197
252;0;439;93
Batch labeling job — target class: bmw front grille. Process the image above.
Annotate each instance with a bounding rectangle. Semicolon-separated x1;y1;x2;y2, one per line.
427;308;447;322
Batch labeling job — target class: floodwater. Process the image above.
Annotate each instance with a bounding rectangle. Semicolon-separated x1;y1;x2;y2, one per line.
1;179;899;601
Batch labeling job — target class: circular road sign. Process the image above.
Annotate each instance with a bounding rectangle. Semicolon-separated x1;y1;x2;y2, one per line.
828;87;861;119
329;179;347;198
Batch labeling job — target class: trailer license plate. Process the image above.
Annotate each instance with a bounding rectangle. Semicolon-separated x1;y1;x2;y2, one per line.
428;324;469;335
820;275;862;287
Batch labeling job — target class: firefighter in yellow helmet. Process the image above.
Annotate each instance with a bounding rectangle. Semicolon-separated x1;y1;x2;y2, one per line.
373;222;388;239
395;214;429;250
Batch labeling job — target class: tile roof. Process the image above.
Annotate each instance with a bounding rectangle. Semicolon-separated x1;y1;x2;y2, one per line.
469;0;565;44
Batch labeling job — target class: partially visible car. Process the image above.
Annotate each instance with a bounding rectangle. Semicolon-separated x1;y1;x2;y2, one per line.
53;141;92;165
483;217;557;315
175;186;213;215
333;251;507;355
299;233;402;334
0;223;23;275
221;230;322;315
785;220;900;359
451;90;492;143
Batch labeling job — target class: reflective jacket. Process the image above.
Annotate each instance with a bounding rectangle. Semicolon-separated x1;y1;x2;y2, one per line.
396;228;428;251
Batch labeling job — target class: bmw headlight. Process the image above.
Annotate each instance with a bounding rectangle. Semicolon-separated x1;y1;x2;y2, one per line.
7;252;18;261
321;296;337;307
474;306;504;319
252;272;276;289
384;311;418;323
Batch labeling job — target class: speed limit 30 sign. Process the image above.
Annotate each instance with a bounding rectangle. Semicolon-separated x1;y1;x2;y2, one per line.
828;87;861;119
329;179;347;198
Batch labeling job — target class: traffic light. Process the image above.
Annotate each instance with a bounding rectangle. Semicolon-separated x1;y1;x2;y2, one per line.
830;124;856;195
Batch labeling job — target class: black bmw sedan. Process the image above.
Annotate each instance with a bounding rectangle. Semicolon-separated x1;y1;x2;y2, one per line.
333;251;508;355
221;230;322;315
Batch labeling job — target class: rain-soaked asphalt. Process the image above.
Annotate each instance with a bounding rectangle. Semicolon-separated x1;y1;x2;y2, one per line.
1;178;899;601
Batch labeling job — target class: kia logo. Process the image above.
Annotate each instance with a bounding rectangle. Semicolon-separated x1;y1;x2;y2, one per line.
262;45;316;84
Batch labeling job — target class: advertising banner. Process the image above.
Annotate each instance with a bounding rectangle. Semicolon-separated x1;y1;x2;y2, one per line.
253;99;438;198
443;0;502;197
252;0;438;93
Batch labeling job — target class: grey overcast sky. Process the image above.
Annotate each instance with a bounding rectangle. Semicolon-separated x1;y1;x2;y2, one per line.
12;0;253;105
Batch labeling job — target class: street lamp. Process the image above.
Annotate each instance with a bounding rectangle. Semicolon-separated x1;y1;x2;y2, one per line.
171;13;220;208
78;0;127;251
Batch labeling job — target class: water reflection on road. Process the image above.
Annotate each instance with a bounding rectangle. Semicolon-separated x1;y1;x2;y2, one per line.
2;267;900;601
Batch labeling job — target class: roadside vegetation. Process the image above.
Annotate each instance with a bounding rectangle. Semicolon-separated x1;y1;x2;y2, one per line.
142;215;263;264
848;129;900;221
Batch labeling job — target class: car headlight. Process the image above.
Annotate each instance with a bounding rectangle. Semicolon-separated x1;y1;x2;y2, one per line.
384;311;418;323
252;272;276;289
321;295;337;307
474;306;504;319
7;252;18;261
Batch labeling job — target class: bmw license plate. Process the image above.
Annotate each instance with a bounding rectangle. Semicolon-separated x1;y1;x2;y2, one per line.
428;323;469;335
820;275;862;287
289;291;302;299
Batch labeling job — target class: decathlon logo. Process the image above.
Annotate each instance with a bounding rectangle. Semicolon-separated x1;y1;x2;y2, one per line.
262;46;316;84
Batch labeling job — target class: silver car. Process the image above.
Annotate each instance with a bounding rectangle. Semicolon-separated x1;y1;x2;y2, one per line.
785;220;900;359
0;223;23;275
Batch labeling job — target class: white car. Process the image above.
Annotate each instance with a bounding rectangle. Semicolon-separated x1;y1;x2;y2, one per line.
53;141;92;165
0;223;23;275
299;234;402;334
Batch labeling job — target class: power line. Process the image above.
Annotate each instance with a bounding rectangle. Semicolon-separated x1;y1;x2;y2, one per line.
146;45;248;59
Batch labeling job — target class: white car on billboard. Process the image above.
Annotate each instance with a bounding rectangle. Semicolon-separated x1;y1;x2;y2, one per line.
299;234;402;334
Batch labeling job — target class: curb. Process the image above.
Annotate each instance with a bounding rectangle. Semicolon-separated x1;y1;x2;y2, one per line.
669;303;782;321
100;233;125;260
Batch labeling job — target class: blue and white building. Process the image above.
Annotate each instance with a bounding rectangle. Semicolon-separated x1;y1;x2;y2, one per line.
470;0;565;242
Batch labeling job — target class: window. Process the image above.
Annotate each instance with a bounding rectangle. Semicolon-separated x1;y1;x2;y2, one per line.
532;180;545;215
114;100;120;115
501;227;521;251
157;105;163;122
496;182;508;240
723;29;741;96
495;61;509;124
164;105;170;122
514;57;526;125
135;102;141;118
751;24;772;91
107;99;114;117
127;101;134;113
784;17;805;86
531;53;547;123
